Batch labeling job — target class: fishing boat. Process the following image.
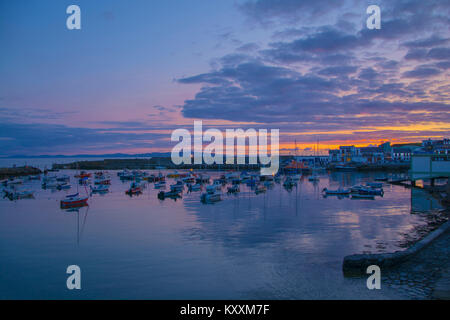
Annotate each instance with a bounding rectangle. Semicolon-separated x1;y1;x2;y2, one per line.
3;188;34;200
42;177;58;189
78;177;91;185
125;182;142;195
240;172;251;181
170;181;184;192
57;182;71;190
308;173;319;182
291;174;301;182
350;185;365;193
7;178;23;186
60;193;89;208
74;171;91;179
156;172;165;181
322;188;351;195
188;183;202;192
255;184;267;194
90;184;109;193
120;172;135;181
227;185;240;193
201;186;222;203
117;169;130;177
225;171;240;180
367;182;383;188
56;175;70;182
182;174;195;184
157;190;181;200
94;177;111;185
212;180;223;190
195;174;210;183
351;194;375;200
231;178;241;185
154;181;166;189
359;187;384;196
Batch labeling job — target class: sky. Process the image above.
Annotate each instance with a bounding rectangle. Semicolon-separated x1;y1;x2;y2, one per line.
0;0;449;156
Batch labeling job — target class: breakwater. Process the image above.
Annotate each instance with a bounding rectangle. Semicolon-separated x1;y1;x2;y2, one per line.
0;166;42;179
52;157;262;171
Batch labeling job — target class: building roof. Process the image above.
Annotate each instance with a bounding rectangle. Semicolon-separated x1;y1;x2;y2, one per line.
392;147;412;153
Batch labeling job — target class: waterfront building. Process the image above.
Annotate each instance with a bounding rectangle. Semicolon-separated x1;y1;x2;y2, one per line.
392;147;412;162
359;146;384;164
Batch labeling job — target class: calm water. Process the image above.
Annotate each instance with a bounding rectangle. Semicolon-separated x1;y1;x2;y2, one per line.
0;169;441;299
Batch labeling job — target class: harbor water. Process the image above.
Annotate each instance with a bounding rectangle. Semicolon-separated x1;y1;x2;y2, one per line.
0;166;442;299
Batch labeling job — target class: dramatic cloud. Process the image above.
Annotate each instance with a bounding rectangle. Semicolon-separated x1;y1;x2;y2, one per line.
177;0;450;147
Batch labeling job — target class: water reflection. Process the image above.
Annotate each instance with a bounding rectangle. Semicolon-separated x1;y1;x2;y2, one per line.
0;170;437;299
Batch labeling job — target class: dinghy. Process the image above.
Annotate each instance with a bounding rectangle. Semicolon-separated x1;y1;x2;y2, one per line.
60;193;88;208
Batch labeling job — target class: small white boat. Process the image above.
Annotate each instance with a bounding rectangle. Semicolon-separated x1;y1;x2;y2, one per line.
170;181;184;192
154;181;166;189
188;183;202;192
56;175;70;182
367;182;383;188
3;188;34;200
90;184;109;192
322;188;350;195
7;178;23;185
350;185;365;193
42;179;58;188
201;188;222;203
225;171;240;180
57;182;71;190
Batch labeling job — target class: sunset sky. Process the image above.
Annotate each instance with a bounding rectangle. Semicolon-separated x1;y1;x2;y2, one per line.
0;0;449;156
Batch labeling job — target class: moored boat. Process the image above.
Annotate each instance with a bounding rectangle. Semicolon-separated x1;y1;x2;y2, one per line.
60;193;88;208
154;181;166;189
3;188;34;200
90;184;109;192
255;184;267;194
366;182;383;188
57;182;71;190
351;194;375;200
170;181;184;192
322;188;350;195
74;171;91;179
227;185;240;193
157;190;181;200
188;183;202;192
201;187;222;203
125;182;142;195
